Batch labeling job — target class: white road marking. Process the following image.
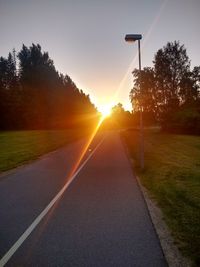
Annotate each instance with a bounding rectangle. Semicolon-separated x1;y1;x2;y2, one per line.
0;138;104;267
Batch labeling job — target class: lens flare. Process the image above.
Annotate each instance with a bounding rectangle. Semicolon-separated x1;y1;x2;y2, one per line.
67;115;104;179
99;105;111;119
112;0;168;107
25;114;105;254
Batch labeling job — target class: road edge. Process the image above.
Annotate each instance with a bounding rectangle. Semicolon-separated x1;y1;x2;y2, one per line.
0;137;86;181
120;133;192;267
134;175;192;267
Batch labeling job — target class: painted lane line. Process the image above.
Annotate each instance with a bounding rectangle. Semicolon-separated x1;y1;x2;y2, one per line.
0;138;104;267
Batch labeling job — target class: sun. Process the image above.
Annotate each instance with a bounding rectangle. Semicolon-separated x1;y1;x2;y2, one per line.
99;104;112;119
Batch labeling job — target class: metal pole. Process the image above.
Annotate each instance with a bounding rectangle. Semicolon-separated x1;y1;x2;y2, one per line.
138;39;144;169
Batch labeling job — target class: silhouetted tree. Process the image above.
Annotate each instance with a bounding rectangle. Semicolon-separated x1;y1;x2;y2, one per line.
0;44;97;130
130;67;157;124
130;41;200;133
153;41;190;122
0;50;21;129
111;103;132;129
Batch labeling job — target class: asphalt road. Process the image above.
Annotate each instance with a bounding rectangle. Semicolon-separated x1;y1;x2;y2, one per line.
0;132;167;267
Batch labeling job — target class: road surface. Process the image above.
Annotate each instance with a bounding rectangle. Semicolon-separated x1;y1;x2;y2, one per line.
0;132;167;266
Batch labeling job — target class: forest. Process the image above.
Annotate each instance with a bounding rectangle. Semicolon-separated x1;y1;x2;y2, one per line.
0;44;97;130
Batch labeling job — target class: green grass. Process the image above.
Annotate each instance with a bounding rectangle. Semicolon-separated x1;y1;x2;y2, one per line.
122;129;200;266
0;129;89;173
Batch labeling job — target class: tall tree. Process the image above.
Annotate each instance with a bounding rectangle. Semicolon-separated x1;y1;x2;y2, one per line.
0;51;20;129
131;41;200;123
0;43;97;130
130;67;157;123
153;41;190;121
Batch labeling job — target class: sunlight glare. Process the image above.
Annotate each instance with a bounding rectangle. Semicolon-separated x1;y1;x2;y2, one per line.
99;104;112;119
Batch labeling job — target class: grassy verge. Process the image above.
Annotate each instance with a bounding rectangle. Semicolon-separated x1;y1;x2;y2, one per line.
121;129;200;266
0;129;90;173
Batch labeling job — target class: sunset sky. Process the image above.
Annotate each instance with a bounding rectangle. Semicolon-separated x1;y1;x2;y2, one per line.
0;0;199;111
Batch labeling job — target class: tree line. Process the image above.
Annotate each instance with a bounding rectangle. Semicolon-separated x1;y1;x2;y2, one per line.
130;41;200;134
0;44;97;130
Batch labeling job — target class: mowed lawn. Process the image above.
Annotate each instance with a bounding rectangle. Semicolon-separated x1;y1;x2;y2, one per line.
122;129;200;266
0;129;89;173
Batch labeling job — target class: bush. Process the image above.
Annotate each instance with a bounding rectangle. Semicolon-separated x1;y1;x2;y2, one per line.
162;103;200;135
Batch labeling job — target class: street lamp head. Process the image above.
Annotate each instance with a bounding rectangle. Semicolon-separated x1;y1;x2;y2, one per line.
125;34;142;42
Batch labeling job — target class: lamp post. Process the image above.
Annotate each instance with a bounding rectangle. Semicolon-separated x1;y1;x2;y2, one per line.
125;34;144;169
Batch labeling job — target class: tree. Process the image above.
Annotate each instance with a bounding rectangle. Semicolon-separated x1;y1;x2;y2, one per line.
179;70;198;104
0;44;97;130
0;51;21;129
191;66;200;99
131;41;200;128
130;67;157;124
0;56;8;128
111;103;132;129
153;41;191;122
112;103;125;115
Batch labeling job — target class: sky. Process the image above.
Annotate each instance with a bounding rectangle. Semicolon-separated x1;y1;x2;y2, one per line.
0;0;200;111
